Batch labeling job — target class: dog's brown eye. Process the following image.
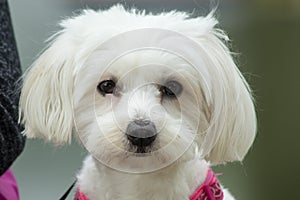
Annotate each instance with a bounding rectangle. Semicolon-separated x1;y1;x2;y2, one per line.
97;80;116;96
160;81;182;98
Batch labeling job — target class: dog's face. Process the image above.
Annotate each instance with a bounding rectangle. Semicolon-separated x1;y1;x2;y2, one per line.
20;5;256;173
74;48;207;171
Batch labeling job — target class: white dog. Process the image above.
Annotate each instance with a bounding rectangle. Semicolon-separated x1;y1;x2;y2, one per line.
19;5;256;200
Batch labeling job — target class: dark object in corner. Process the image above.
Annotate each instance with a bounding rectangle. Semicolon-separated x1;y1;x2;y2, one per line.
0;0;25;175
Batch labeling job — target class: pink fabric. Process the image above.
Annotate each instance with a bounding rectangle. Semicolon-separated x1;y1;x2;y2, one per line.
75;189;89;200
190;169;224;200
0;169;20;200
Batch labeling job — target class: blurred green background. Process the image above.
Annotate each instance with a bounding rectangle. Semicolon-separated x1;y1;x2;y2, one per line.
8;0;300;199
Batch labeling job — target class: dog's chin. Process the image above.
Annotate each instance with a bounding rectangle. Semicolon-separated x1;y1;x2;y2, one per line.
90;140;195;173
96;153;164;173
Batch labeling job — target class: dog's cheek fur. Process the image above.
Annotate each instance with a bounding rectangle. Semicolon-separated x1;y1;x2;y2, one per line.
73;90;124;156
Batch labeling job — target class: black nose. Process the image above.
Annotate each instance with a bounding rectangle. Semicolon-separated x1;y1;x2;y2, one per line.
126;120;157;147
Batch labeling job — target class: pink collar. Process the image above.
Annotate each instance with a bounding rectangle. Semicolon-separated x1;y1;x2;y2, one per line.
190;168;224;200
75;169;223;200
74;189;89;200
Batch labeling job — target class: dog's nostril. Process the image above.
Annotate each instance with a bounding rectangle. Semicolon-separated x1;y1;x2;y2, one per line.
126;120;157;147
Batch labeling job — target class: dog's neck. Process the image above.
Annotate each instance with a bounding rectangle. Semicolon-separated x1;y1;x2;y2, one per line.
77;155;209;200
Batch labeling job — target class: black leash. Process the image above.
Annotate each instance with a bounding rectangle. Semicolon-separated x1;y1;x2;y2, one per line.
59;180;77;200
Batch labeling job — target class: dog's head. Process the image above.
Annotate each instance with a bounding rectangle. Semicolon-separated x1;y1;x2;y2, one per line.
20;5;256;172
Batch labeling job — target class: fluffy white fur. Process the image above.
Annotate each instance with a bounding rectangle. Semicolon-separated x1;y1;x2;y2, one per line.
19;5;256;200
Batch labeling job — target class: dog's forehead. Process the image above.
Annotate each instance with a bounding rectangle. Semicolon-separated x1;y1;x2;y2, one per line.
99;50;196;83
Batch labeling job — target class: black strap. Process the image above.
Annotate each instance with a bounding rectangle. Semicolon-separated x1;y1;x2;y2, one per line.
59;180;77;200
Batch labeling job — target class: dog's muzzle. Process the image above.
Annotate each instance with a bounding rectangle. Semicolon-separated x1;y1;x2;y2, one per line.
126;120;157;149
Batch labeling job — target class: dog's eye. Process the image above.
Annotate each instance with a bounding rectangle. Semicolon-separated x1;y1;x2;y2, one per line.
97;80;116;95
160;81;182;98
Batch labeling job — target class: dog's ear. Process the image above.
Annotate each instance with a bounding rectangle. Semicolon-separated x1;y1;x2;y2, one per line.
19;32;75;144
193;14;257;164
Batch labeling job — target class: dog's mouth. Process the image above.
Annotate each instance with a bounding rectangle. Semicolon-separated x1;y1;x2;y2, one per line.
136;147;148;153
127;144;157;155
